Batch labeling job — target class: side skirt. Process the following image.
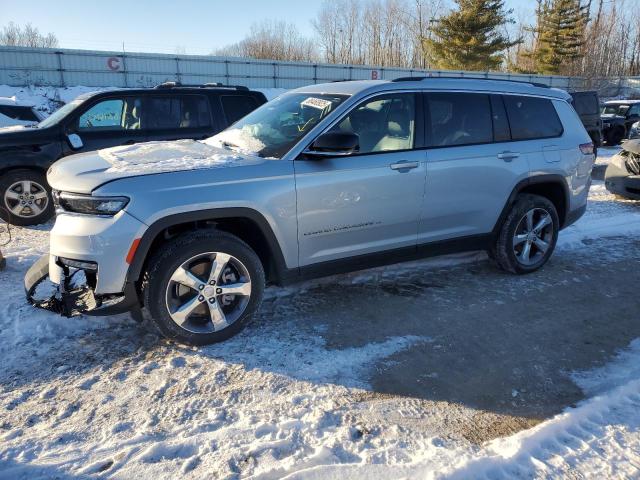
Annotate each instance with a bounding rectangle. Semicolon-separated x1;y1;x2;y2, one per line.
280;234;493;285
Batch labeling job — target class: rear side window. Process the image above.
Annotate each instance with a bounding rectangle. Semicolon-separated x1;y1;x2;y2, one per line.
0;105;39;122
146;96;212;130
571;93;599;115
220;95;260;124
426;93;493;147
503;95;563;140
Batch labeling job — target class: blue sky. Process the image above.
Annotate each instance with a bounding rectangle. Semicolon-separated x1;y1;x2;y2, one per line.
0;0;535;55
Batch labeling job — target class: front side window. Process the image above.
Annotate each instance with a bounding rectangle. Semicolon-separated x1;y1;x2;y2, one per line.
208;92;348;158
78;99;125;130
328;93;416;154
504;95;562;140
627;104;640;117
427;93;493;147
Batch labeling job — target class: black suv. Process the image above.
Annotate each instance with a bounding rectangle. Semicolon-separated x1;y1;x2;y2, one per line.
601;100;640;145
0;83;267;225
570;91;602;152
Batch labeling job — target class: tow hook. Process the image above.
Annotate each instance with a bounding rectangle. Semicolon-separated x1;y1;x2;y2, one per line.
24;254;97;317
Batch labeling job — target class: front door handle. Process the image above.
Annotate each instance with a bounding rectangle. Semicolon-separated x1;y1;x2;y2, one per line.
497;151;520;161
390;161;419;171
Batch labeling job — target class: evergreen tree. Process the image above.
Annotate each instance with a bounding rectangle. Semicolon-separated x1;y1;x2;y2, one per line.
530;0;589;74
425;0;520;71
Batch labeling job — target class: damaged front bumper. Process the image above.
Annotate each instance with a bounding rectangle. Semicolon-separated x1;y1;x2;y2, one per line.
605;146;640;200
24;253;140;318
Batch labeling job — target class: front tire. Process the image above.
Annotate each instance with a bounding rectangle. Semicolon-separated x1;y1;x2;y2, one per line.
0;169;54;226
493;194;559;274
142;230;265;345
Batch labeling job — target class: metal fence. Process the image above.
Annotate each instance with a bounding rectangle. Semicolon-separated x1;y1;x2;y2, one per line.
0;45;583;90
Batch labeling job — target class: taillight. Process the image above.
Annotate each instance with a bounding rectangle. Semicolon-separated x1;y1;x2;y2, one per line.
579;142;594;155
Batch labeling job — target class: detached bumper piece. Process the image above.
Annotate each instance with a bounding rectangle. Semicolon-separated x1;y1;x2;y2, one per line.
605;160;640;200
24;254;97;317
24;254;139;318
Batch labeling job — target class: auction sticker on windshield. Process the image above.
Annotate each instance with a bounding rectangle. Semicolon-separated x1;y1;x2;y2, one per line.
301;97;334;110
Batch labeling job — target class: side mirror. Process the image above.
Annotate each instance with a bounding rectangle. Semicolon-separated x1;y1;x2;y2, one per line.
67;133;83;150
303;132;359;158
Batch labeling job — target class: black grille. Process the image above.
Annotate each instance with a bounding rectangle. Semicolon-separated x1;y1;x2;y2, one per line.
626;154;640;175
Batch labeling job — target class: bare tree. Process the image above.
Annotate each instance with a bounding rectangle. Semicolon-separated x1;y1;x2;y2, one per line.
312;0;442;68
215;20;318;62
0;22;59;48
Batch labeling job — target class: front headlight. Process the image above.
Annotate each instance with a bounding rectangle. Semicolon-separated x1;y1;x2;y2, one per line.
56;192;129;216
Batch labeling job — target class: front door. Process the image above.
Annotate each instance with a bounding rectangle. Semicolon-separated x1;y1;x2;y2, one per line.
295;92;426;266
63;96;147;155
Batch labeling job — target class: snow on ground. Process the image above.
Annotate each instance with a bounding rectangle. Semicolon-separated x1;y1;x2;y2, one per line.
1;161;640;476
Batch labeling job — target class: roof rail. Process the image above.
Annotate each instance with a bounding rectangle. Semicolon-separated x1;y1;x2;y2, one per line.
154;81;249;91
391;76;550;89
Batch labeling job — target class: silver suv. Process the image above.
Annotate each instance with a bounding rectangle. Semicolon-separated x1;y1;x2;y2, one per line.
26;78;595;345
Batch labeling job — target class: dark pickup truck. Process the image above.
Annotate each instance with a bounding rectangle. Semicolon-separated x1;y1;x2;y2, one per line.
601;100;640;145
0;83;267;226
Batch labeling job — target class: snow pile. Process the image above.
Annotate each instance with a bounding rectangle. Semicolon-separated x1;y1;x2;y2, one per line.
0;85;116;118
206;126;267;155
99;139;263;174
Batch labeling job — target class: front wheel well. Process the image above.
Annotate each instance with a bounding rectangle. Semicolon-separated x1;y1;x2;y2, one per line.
137;215;282;287
517;182;567;227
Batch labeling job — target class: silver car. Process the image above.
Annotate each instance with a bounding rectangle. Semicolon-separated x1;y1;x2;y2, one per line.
26;78;595;345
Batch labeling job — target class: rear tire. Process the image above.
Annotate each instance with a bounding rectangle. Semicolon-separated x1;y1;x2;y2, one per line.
0;169;54;226
142;229;265;345
493;194;559;274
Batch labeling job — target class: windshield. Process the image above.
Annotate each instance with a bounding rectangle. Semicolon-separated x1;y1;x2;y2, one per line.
602;104;630;116
206;92;349;158
38;99;83;129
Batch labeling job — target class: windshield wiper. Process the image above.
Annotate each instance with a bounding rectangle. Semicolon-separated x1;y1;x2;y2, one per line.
221;140;240;150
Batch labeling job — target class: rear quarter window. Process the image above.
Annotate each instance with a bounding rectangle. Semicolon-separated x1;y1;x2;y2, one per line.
220;95;260;125
503;95;563;140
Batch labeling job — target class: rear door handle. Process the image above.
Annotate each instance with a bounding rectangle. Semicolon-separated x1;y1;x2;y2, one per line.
390;161;419;171
497;151;520;161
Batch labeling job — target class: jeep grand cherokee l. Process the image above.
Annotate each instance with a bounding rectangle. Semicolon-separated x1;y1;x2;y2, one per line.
0;83;266;226
26;78;595;345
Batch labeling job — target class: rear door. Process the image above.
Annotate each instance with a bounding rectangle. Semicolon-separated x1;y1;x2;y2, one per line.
144;94;214;141
63;96;147;154
418;92;530;243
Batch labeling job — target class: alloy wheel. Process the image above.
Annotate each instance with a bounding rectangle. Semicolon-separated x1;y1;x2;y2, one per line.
512;208;554;266
3;180;49;219
165;252;252;334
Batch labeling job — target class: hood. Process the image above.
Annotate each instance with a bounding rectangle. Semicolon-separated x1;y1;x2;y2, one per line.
0;123;58;147
47;139;263;194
